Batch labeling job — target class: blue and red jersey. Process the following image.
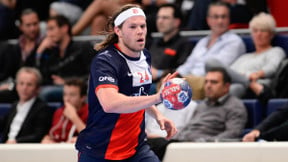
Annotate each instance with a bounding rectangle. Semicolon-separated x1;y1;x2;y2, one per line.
76;44;152;160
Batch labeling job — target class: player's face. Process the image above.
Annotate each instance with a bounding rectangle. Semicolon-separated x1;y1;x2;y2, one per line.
19;13;40;40
16;72;39;103
116;16;147;54
207;6;230;35
63;85;85;109
204;71;229;101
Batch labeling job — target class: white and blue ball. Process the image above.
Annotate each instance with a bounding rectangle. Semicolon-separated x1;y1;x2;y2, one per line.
161;78;192;110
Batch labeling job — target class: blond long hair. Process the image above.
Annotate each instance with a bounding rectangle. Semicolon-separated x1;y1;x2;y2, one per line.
94;4;142;51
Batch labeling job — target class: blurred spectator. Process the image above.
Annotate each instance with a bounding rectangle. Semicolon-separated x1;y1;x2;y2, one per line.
36;15;93;102
150;4;193;82
242;105;288;142
185;0;268;30
177;1;246;99
148;67;247;160
72;0;138;35
206;12;285;98
0;67;53;143
41;78;88;143
17;8;43;67
0;9;42;103
0;0;19;40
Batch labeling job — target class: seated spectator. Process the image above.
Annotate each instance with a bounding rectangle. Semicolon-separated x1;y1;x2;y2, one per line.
0;67;53;143
148;67;247;160
242;105;288;142
177;1;246;99
0;9;43;103
149;3;193;93
41;78;88;143
36;15;93;102
206;12;285;98
17;9;43;66
150;4;193;81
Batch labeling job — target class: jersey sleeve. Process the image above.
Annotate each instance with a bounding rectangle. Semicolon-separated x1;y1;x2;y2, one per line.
90;51;119;92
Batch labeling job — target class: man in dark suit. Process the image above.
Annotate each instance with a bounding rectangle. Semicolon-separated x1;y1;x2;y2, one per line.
0;67;53;143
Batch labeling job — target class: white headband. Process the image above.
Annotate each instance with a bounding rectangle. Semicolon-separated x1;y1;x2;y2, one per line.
114;7;146;27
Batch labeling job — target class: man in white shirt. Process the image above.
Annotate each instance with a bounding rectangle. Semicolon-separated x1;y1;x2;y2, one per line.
176;1;246;99
0;67;53;143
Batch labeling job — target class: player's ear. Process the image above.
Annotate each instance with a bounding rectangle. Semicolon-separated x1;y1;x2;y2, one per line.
114;26;122;38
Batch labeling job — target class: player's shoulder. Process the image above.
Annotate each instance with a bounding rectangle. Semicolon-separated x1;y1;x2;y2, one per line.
94;45;121;61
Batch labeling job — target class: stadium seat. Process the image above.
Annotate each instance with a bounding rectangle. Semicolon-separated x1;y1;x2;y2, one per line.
241;35;255;53
48;102;62;113
266;98;288;116
272;34;288;57
242;99;265;129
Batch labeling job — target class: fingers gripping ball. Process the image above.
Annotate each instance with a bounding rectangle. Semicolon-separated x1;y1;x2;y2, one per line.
161;78;192;110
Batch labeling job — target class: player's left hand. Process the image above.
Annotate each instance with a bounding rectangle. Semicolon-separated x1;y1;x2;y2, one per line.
156;115;177;140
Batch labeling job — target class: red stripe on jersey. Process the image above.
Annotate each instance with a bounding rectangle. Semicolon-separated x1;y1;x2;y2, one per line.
105;110;145;160
95;84;119;93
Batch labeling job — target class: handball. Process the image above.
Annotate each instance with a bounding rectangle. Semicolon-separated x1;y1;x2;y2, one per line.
160;78;192;110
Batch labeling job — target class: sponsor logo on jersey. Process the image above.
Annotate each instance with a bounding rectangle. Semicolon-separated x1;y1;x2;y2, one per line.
98;76;115;82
